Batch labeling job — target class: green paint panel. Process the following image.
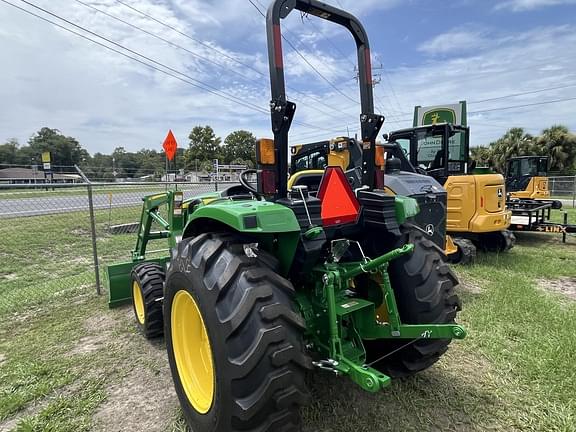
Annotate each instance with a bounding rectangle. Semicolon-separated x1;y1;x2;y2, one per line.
394;195;419;224
187;200;301;233
106;257;169;308
336;298;373;316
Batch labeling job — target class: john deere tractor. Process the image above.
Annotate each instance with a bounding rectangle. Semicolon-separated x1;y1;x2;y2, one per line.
387;123;515;253
289;136;476;264
105;2;466;430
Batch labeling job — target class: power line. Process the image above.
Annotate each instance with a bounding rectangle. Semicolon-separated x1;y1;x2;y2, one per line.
6;0;346;133
470;96;576;114
293;93;576;138
14;0;269;114
247;0;360;105
73;0;256;82
73;0;353;123
113;0;359;123
386;81;576;117
299;12;402;119
468;82;576;104
115;0;265;77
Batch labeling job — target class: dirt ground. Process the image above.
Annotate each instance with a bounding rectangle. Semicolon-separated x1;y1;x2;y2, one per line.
537;276;576;301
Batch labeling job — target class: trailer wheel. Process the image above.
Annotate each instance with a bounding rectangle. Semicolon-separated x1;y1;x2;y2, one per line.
365;228;462;377
130;263;165;339
165;233;311;432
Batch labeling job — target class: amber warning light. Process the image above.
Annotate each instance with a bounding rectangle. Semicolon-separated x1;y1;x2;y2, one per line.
317;167;360;226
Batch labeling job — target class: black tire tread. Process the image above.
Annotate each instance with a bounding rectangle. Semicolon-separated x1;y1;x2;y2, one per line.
131;263;165;339
451;237;477;265
166;233;311;432
367;229;461;378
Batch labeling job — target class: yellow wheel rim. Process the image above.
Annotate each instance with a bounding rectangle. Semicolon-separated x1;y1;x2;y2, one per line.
132;281;145;325
171;290;215;414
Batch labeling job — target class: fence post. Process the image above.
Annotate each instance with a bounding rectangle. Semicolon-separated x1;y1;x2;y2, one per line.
572;176;575;209
75;165;102;296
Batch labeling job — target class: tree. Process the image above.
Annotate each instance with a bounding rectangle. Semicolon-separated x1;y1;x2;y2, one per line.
27;127;89;170
470;145;492;166
222;130;256;165
0;138;20;165
184;126;222;170
112;147;140;178
487;128;535;173
536;125;576;173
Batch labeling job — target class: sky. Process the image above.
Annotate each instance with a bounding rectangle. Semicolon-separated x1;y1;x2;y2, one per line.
0;0;575;156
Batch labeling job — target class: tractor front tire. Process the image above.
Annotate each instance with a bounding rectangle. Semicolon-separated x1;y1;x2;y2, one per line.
164;233;311;432
366;229;462;377
130;263;165;339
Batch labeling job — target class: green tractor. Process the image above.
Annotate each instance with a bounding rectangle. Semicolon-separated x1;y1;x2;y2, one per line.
105;1;466;430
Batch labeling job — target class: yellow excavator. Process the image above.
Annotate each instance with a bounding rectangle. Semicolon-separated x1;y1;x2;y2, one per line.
505;155;562;208
386;123;514;252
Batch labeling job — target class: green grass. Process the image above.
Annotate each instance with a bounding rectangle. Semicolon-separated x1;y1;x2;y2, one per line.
1;210;575;431
549;207;576;224
0;184;219;200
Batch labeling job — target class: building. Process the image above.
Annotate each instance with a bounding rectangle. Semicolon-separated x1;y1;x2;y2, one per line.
0;167;81;184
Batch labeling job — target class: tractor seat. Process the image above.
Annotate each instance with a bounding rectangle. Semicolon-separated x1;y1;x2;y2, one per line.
288;170;324;194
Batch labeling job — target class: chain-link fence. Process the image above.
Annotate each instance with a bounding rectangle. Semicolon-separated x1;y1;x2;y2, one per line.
0;182;96;316
0;178;237;317
549;176;576;208
92;181;232;293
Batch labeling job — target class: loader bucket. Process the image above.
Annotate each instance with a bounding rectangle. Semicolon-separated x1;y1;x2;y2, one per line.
105;257;169;308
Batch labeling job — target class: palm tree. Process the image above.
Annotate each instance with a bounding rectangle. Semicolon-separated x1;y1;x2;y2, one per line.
488;128;535;173
470;145;492;166
537;125;576;173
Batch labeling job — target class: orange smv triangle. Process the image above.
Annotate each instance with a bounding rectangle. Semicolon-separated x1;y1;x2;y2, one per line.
317;166;360;226
162;130;178;161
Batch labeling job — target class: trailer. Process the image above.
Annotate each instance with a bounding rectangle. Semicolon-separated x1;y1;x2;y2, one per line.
507;199;576;243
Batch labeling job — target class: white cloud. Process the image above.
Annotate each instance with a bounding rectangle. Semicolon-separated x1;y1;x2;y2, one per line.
1;0;575;157
375;25;576;146
418;30;488;56
495;0;576;11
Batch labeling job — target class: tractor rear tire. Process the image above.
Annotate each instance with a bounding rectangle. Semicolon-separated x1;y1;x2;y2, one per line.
130;263;165;339
365;228;462;378
164;233;311;432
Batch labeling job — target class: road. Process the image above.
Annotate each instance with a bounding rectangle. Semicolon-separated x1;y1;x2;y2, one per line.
1;188;572;218
0;184;233;218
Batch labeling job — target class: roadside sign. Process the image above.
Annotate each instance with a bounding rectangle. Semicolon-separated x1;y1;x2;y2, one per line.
43;162;51;170
41;151;51;163
162;130;178;161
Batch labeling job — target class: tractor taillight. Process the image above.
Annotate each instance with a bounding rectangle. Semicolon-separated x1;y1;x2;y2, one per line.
375;146;385;167
317;166;360;226
259;169;276;195
256;138;275;165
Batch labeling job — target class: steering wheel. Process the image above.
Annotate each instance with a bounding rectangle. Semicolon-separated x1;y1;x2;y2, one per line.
239;169;259;195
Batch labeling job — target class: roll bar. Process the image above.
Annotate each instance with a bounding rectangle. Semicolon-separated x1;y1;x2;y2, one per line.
266;0;384;198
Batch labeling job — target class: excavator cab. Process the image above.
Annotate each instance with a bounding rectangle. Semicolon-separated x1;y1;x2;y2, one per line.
387;123;514;252
506;156;550;199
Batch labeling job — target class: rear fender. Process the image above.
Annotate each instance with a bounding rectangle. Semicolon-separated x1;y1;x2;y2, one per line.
184;200;301;275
